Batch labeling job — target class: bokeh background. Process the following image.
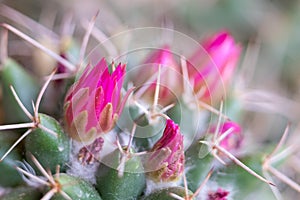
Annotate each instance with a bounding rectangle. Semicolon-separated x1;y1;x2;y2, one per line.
1;0;300;199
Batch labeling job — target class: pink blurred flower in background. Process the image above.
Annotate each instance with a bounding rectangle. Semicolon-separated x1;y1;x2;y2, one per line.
210;121;243;152
208;188;229;200
188;31;241;105
133;45;182;106
146;119;184;182
64;58;129;143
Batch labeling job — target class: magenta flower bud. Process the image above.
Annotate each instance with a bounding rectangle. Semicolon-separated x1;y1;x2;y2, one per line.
134;45;182;105
188;31;241;104
146;119;184;182
208;188;229;200
64;58;127;143
211;121;243;152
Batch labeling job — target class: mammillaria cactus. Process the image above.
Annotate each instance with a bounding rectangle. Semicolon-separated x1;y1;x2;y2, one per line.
0;2;300;200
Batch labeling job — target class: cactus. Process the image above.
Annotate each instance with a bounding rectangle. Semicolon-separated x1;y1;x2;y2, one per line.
0;2;300;200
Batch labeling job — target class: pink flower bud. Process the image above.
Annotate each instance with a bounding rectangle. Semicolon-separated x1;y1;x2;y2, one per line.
208;188;229;200
134;45;182;105
146;119;184;182
211;121;243;152
188;31;241;104
64;58;127;143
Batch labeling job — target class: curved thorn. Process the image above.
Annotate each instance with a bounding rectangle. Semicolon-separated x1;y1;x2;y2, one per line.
117;87;135;115
0;122;34;131
0;129;33;162
160;103;176;113
213;100;224;141
1;23;76;71
180;55;190;95
0;29;8;64
133;67;167;100
153;64;161;109
268;165;300;192
81;20;118;57
30;154;56;185
216;145;274;186
182;164;189;199
41;188;57;200
0;4;58;38
38;124;58;137
191;167;214;199
55;165;60;180
269;144;297;164
126;123;137;154
263;170;283;200
59;190;72;200
134;100;149;115
9;85;34;120
268;123;290;159
16;166;50;186
217;127;234;144
169;193;184;200
151;112;170;120
45;72;74;81
78;10;99;66
35;69;57;117
212;150;226;165
198;100;230;120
